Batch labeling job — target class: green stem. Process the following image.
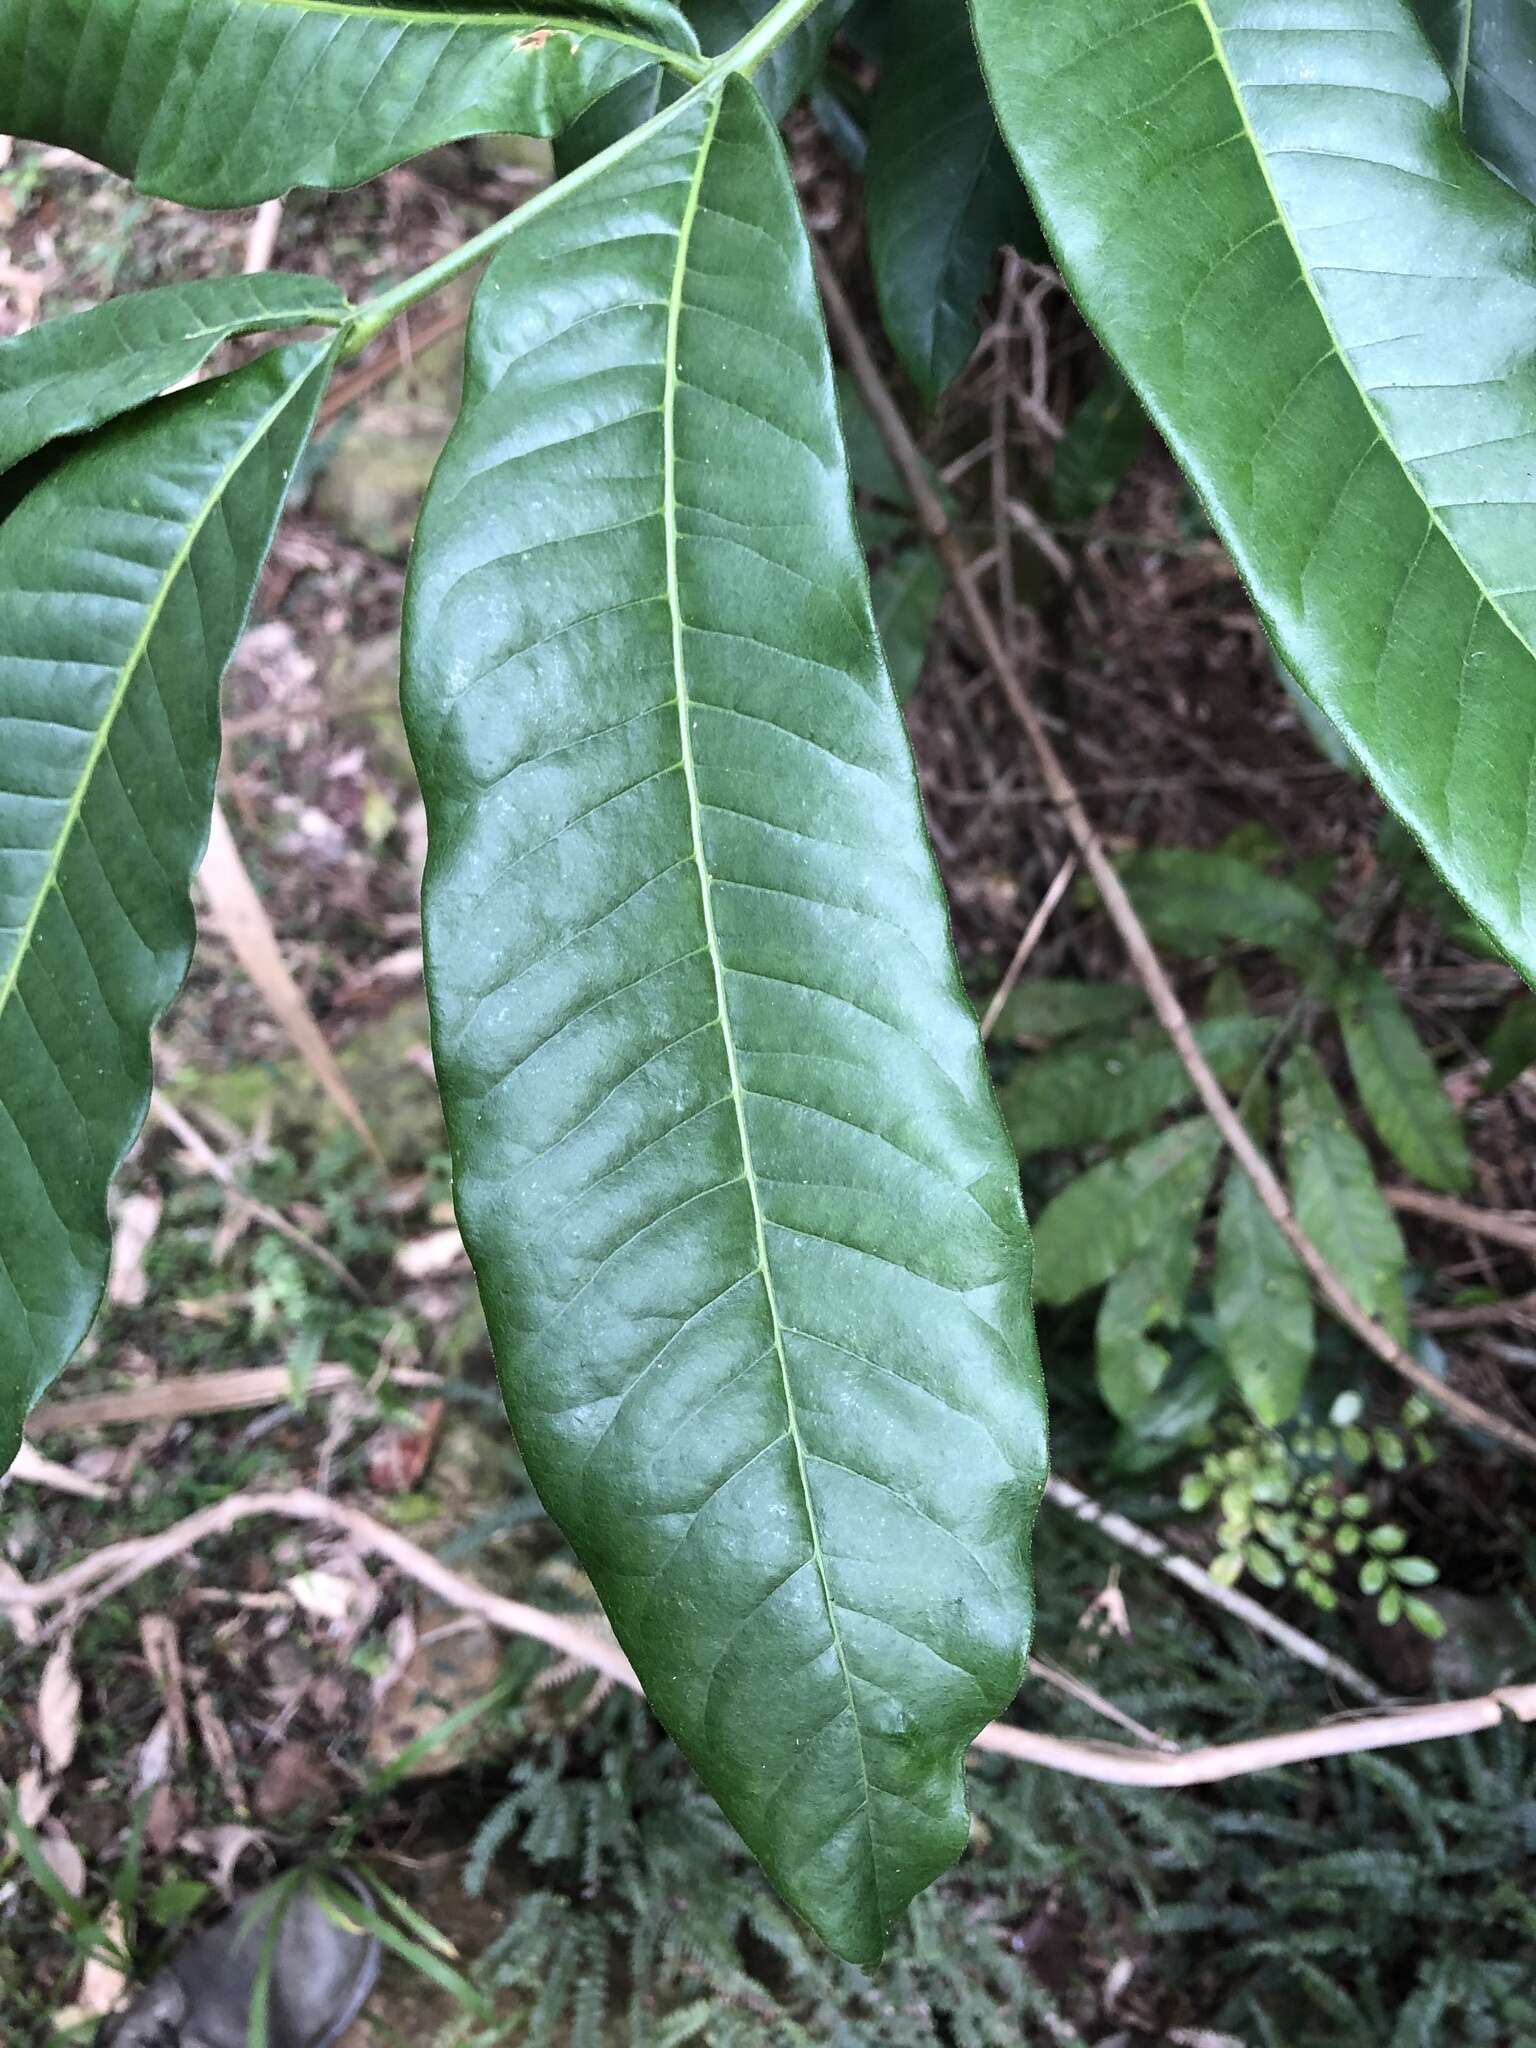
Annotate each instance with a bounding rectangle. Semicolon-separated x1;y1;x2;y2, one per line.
341;0;832;358
702;0;829;79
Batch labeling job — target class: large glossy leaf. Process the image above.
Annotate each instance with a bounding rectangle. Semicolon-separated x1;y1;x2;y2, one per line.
1280;1047;1409;1344
973;0;1536;985
402;77;1046;1963
865;0;1036;405
0;0;697;206
0;342;335;1472
0;274;349;477
1413;0;1536;201
1338;961;1472;1193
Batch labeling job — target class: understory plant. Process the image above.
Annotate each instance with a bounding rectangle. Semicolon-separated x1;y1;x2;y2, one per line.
2;0;1534;1968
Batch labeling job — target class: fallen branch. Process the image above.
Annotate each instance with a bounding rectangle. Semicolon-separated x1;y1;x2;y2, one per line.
813;251;1536;1469
24;1365;1378;1703
4;1488;1528;1791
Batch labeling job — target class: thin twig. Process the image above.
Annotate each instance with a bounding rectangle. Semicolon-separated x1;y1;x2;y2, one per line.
5;1488;1530;1790
241;199;285;277
24;1362;1377;1704
814;249;1536;1469
980;856;1077;1042
149;1093;364;1295
1387;1186;1536;1262
1044;1476;1383;1705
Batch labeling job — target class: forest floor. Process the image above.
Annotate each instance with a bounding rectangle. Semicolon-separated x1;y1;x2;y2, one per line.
2;105;1535;2048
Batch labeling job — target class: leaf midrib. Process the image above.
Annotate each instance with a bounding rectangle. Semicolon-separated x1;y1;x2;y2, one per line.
228;0;684;65
1190;0;1533;670
0;358;323;1025
662;85;880;1900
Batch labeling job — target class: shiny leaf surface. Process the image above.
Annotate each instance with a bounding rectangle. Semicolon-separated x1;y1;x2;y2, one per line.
1003;1015;1271;1158
866;0;1036;404
403;77;1046;1965
0;343;334;1470
0;0;695;206
973;0;1536;983
0;274;348;476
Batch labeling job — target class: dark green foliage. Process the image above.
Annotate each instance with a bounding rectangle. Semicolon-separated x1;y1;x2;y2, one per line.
1051;361;1145;522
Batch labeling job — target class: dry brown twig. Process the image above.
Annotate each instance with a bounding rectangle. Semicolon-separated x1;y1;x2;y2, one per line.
813;250;1536;1469
3;1487;1528;1791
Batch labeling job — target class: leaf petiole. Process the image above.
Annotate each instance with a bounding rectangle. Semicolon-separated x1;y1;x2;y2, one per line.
339;0;834;359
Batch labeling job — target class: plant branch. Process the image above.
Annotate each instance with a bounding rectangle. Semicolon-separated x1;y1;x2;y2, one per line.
5;1487;1529;1791
341;0;824;361
813;249;1536;1469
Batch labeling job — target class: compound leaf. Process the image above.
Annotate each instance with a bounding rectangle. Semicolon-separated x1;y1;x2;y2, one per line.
1003;1014;1272;1158
1280;1047;1409;1344
1096;1198;1207;1422
1118;850;1327;963
0;341;335;1471
987;977;1146;1045
0;0;696;206
0;273;349;477
973;0;1536;985
403;76;1046;1966
1338;962;1472;1193
1033;1117;1223;1305
866;0;1037;404
1214;1102;1315;1426
871;545;944;704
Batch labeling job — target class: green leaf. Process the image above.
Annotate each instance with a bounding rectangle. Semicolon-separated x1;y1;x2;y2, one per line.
972;0;1536;985
1412;0;1536;202
865;0;1037;404
0;274;349;477
1280;1047;1409;1345
1003;1014;1272;1158
986;977;1146;1045
1482;993;1536;1093
0;342;335;1471
1052;364;1146;523
871;546;943;704
1095;1199;1207;1421
1117;850;1327;962
0;0;694;207
1215;1140;1315;1427
401;77;1046;1967
1338;962;1472;1193
1033;1117;1223;1305
1108;1350;1228;1475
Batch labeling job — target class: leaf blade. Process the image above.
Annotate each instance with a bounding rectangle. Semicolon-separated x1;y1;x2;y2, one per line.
0;0;692;205
402;77;1046;1964
1215;1147;1315;1427
1280;1046;1409;1346
1338;962;1472;1194
865;0;1036;403
972;0;1536;984
0;273;349;477
0;342;334;1467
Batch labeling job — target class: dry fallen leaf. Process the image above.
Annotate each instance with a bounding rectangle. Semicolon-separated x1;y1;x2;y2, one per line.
393;1228;468;1280
37;1828;86;1898
108;1187;163;1307
0;1559;39;1645
365;1399;445;1495
76;1906;129;2018
37;1637;81;1775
